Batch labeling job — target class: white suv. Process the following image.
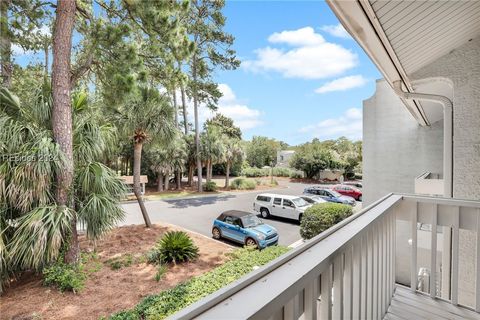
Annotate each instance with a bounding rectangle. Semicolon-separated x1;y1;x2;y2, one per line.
253;193;311;222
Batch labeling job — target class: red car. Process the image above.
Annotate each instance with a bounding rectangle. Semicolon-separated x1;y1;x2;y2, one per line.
332;185;362;201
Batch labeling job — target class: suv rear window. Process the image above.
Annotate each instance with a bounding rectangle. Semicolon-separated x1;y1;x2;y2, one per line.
256;195;271;202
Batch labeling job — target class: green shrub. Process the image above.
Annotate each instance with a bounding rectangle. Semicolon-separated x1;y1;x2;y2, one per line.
110;246;289;320
154;264;168;282
272;167;291;177
203;181;217;192
106;254;134;270
241;167;269;177
146;249;161;264
230;178;256;190
43;261;87;293
289;171;303;179
300;203;353;240
156;231;199;264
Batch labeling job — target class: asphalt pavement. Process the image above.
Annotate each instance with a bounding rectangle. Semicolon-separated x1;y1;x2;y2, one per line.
120;181;362;247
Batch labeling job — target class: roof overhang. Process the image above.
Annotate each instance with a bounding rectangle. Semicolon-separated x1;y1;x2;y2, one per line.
327;0;480;126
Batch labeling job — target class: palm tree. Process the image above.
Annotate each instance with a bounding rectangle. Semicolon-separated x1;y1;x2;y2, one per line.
149;135;187;192
0;88;125;292
223;138;244;188
201;126;224;183
112;87;176;228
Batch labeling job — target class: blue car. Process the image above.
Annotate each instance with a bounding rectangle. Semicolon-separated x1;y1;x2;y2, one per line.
303;186;356;206
212;210;279;249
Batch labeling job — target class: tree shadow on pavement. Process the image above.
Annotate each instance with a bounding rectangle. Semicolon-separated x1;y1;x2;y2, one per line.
164;195;236;208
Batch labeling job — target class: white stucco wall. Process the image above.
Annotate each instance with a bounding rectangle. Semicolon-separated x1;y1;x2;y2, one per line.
362;79;444;205
410;36;480;308
364;36;480;307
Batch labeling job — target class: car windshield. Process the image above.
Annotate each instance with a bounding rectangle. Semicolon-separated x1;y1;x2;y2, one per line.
302;197;315;204
328;190;342;197
292;197;309;207
241;214;263;228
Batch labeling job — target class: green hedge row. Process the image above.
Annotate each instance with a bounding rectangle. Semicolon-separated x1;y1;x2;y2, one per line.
230;178;256;190
300;203;353;240
241;166;303;178
109;246;289;320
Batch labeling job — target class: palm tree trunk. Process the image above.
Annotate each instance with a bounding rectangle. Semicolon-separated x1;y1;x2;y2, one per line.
225;162;230;189
188;165;193;186
192;54;203;192
157;172;163;192
0;0;12;88
133;142;152;228
164;171;170;191
51;0;77;264
176;170;181;190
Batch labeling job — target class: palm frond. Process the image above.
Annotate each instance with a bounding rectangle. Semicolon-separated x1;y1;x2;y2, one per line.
8;205;74;270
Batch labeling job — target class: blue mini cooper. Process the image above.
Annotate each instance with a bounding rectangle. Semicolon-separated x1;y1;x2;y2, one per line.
212;210;279;249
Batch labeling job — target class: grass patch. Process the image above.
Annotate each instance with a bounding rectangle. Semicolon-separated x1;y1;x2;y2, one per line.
109;246;289;320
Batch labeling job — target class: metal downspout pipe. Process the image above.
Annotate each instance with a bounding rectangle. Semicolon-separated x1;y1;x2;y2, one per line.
392;81;453;198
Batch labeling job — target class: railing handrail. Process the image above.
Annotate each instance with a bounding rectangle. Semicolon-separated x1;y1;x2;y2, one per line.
401;193;480;207
170;193;400;319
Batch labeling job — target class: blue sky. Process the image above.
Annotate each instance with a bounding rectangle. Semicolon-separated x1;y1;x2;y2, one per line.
13;1;381;146
207;0;381;145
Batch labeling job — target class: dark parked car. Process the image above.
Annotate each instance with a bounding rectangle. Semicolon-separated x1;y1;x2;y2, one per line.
212;210;278;249
303;186;356;206
332;184;363;201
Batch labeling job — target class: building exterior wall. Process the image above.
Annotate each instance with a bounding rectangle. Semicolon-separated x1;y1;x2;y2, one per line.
364;36;480;307
411;36;480;307
276;150;295;168
363;79;444;205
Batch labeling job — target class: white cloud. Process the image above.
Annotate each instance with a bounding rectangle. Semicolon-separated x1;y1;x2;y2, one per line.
197;84;263;131
268;27;325;47
315;75;368;94
243;26;357;79
299;108;362;140
321;24;351;39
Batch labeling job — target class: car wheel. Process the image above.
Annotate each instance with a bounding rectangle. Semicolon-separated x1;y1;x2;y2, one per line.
212;227;221;240
358;195;362;201
260;208;270;218
245;237;258;248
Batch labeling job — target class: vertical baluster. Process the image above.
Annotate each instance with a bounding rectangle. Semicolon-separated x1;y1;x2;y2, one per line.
344;246;353;319
430;204;438;298
362;233;368;320
376;222;381;320
284;296;295;320
333;254;344;319
367;228;374;320
476;209;480;312
392;206;397;298
353;237;362;319
451;206;460;305
411;202;418;292
373;223;379;320
303;276;319;320
382;215;388;316
320;266;332;319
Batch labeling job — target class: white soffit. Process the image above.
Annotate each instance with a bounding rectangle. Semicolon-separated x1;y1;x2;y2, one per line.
369;0;480;75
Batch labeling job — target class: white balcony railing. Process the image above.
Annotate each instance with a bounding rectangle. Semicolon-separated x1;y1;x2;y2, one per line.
171;194;480;320
414;172;444;196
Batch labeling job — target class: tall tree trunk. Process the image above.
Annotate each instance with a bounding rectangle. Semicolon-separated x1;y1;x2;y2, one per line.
180;85;188;135
51;0;77;264
133;142;152;228
164;171;170;191
225;162;230;189
172;89;178;128
192;55;202;192
188;165;193;186
0;0;12;88
176;170;181;190
157;172;163;192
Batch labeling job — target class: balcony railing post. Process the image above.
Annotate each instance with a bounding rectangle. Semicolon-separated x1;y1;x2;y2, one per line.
451;206;460;305
476;210;480;312
320;265;332;319
430;204;438;298
411;202;418;292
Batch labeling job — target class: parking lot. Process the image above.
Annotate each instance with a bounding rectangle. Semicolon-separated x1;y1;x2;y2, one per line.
120;181;362;247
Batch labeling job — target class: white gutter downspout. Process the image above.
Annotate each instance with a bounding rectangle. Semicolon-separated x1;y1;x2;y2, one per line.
393;81;453;198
